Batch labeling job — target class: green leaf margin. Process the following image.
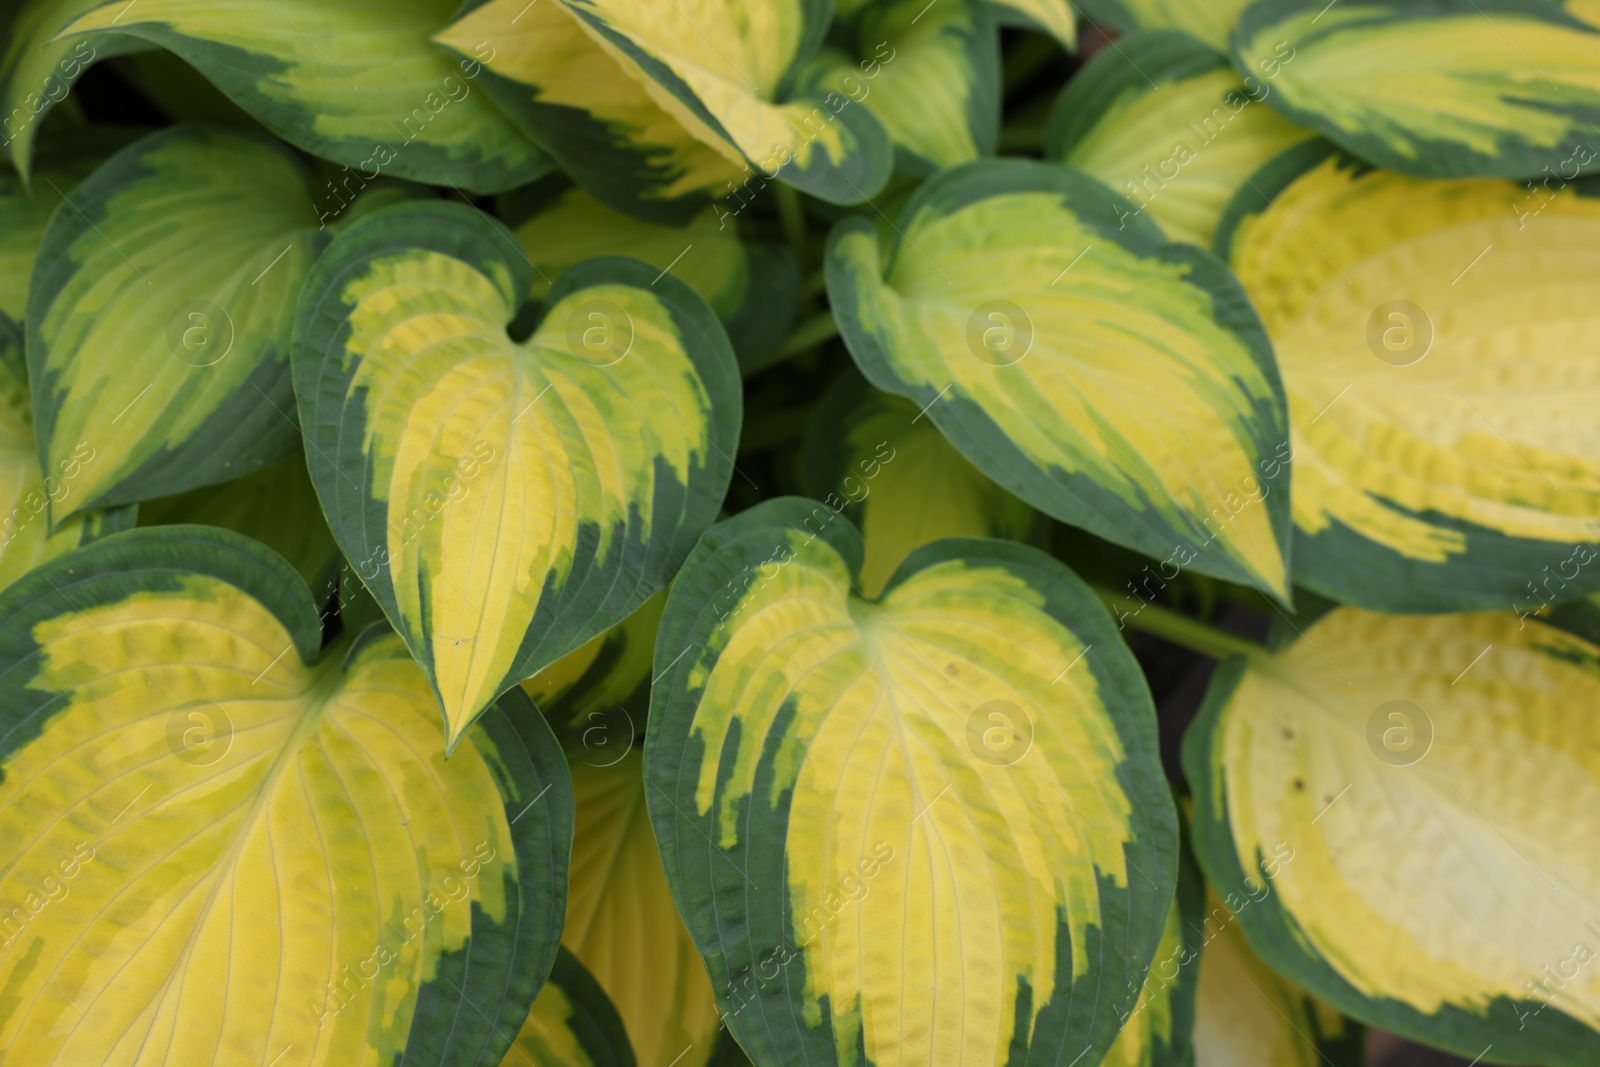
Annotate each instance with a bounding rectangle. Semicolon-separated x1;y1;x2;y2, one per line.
0;523;576;1065
645;495;1179;1067
293;199;742;743
827;157;1294;601
1182;643;1600;1066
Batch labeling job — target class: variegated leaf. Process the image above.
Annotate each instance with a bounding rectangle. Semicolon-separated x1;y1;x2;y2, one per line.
648;498;1177;1067
434;0;745;225
522;589;664;756
27;124;322;524
1185;605;1600;1064
503;948;638;1067
0;126;140;318
827;159;1293;600
554;0;894;204
807;0;1000;174
0;309;130;593
1233;0;1600;178
1191;893;1363;1067
985;0;1078;48
1102;844;1205;1067
0;0;142;176
294;199;741;750
1046;30;1311;248
1219;143;1600;612
1073;0;1249;52
59;0;551;192
0;525;572;1065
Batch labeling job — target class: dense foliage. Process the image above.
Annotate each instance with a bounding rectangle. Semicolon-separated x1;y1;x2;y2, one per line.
1;1;1598;1065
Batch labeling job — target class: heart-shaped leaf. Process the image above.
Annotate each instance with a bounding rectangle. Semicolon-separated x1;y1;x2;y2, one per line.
827;159;1293;599
0;525;572;1064
647;498;1177;1067
27;125;322;524
1185;605;1600;1064
294;199;741;750
1218;143;1600;612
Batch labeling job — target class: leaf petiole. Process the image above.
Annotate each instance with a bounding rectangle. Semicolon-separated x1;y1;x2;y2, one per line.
778;312;841;358
1093;589;1266;661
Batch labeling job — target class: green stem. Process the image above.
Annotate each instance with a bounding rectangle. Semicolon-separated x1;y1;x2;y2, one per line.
1093;589;1265;660
774;183;807;261
778;311;840;358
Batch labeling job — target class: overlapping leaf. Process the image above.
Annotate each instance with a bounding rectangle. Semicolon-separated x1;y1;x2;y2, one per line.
294;199;740;750
0;127;140;318
1073;0;1250;52
564;750;722;1067
801;372;1037;596
58;0;550;193
1191;893;1363;1066
27;124;322;524
1185;606;1600;1064
983;0;1078;48
839;0;1076;47
0;310;129;593
522;590;664;755
807;0;1000;175
1046;30;1311;248
503;948;638;1067
827;159;1293;599
1233;0;1600;178
136;451;339;594
1102;846;1204;1067
1219;144;1600;611
434;0;744;225
0;525;572;1065
0;0;143;176
648;498;1177;1067
553;0;893;203
509;179;800;373
108;48;261;127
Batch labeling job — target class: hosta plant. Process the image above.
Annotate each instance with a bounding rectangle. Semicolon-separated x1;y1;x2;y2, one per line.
1;1;1598;1066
